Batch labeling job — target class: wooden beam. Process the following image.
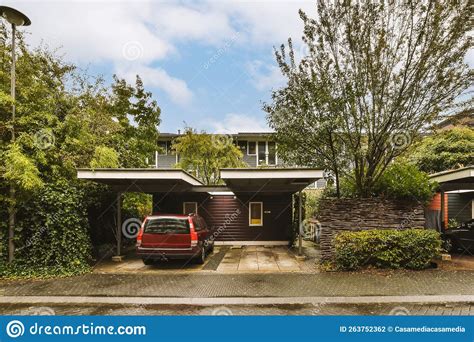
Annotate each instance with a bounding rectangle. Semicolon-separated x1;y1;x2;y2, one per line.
116;192;122;257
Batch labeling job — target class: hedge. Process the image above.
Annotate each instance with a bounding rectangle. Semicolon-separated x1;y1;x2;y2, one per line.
333;229;441;270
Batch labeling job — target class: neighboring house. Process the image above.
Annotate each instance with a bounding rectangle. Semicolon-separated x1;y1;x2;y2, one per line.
428;166;474;231
434;109;474;132
152;131;282;169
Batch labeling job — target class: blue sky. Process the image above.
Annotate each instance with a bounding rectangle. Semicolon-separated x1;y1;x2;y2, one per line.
6;0;319;133
5;1;474;134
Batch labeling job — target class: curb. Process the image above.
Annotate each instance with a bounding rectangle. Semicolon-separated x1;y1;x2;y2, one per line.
1;295;474;306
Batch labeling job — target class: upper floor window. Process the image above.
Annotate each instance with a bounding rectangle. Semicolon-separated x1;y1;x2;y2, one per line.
258;142;266;165
267;142;276;165
157;140;172;155
256;141;277;166
233;139;278;165
247;141;257;155
237;141;247;154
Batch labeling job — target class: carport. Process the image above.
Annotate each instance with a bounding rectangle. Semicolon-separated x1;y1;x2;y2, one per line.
77;168;324;259
77;168;204;259
429;166;474;230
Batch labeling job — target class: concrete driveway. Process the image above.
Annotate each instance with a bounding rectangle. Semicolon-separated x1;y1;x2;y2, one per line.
93;245;319;274
218;246;301;272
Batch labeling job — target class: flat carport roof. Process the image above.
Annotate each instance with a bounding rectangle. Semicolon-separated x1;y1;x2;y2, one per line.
77;168;325;194
220;168;324;193
77;168;204;192
430;166;474;191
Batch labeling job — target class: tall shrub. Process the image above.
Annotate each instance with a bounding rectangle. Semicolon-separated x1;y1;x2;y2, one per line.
334;229;442;271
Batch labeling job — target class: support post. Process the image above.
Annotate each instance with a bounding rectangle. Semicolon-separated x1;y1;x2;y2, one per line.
116;192;122;257
440;190;445;232
298;190;302;257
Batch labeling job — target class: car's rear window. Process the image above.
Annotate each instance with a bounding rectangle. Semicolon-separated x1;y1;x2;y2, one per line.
144;217;190;234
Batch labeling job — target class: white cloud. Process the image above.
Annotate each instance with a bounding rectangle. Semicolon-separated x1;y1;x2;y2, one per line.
11;1;173;64
211;0;313;46
151;4;237;44
246;60;286;91
117;64;193;105
5;0;317;104
210;113;272;133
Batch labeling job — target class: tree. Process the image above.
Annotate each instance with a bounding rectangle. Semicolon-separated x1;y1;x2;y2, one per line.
409;126;474;173
172;128;245;185
266;0;473;197
0;24;161;271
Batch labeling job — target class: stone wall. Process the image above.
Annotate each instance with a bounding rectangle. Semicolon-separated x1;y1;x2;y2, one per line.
317;198;425;261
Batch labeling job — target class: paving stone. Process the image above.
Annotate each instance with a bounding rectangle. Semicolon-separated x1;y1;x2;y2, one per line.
2;303;474;316
4;270;474;298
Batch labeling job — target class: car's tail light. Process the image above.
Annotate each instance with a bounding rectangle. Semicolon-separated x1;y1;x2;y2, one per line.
136;221;145;247
189;218;198;247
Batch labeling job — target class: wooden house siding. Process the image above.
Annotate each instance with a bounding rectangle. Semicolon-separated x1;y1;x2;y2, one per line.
242;154;257;167
156;154;177;168
152;193;292;242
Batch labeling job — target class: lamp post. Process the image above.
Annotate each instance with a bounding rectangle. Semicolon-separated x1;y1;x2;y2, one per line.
0;6;31;263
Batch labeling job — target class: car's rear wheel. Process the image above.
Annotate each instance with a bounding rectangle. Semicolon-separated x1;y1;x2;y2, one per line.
142;258;156;266
195;248;206;264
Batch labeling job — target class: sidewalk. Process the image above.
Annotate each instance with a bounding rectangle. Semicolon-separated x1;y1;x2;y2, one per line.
2;270;474;298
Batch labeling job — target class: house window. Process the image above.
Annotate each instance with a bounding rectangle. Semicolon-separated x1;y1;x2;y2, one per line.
157;141;167;155
183;202;198;215
258;142;266;165
237;141;247;154
247;141;256;155
267;141;276;165
249;202;263;226
256;141;277;166
157;140;173;155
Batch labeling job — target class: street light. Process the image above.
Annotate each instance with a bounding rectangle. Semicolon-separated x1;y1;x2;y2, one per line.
0;6;31;263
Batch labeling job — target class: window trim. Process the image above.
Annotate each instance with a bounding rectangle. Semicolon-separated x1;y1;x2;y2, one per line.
247;141;257;156
183;202;198;215
249;202;263;227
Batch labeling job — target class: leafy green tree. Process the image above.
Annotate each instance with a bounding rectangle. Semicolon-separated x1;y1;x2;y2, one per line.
90;146;119;169
172;128;245;185
266;0;473;197
0;24;161;274
409;127;474;173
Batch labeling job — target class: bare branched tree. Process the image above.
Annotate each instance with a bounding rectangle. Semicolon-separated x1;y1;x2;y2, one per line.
266;0;473;197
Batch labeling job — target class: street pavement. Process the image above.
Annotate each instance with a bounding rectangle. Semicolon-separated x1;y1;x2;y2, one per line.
1;302;473;316
2;270;474;297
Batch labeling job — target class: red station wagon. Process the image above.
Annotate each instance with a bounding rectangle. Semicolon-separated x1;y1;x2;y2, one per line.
136;214;214;265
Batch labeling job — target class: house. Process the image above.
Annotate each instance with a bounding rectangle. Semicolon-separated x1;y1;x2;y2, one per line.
77;168;324;257
151;131;326;189
434;108;473;132
152;131;282;168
